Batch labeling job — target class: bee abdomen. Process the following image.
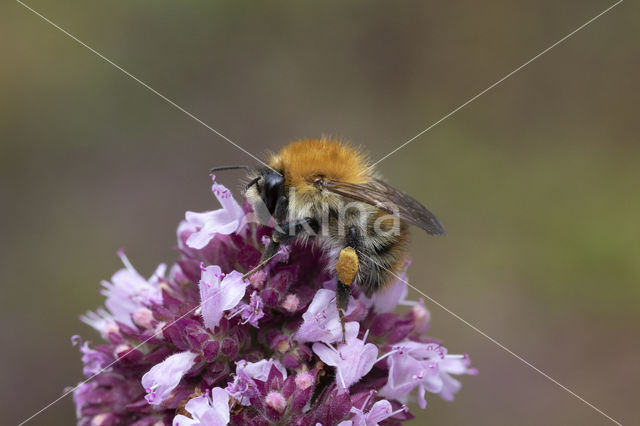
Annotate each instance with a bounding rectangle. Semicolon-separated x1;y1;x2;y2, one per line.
356;219;409;297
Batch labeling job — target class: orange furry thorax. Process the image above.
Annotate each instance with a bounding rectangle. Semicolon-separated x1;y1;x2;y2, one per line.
268;138;370;191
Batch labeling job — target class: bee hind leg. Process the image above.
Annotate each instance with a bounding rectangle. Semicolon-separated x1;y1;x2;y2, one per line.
336;246;359;343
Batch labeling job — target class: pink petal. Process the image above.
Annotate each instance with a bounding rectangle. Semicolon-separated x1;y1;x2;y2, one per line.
186;228;216;250
306;289;335;314
184;394;213;420
439;374;462;401
366;400;395;424
209;387;231;423
172;414;198;426
141;351;197;405
417;383;427;409
218;271;249;311
185;210;216;226
312;342;338;367
339;341;378;388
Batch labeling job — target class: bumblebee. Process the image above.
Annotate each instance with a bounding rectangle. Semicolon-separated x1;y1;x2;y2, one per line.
221;138;445;339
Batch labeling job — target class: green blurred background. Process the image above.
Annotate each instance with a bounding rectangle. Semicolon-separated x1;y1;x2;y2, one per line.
2;1;638;424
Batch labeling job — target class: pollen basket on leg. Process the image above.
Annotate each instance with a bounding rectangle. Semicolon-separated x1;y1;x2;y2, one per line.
337;247;359;285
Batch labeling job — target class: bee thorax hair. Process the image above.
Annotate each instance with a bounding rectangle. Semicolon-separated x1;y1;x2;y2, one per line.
244;138;414;297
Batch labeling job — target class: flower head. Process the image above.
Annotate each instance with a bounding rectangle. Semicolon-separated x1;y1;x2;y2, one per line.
72;179;474;425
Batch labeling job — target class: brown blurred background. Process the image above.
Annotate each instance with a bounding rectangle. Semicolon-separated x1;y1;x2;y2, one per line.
2;1;638;424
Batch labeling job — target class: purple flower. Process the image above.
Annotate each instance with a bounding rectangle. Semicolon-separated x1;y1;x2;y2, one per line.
295;289;359;345
226;359;287;405
73;338;113;377
230;291;264;328
78;309;117;341
81;250;164;333
172;388;230;426
438;353;478;401
199;265;248;330
338;393;408;426
379;341;476;408
313;326;378;390
184;178;246;249
141;351;198;405
72;179;474;425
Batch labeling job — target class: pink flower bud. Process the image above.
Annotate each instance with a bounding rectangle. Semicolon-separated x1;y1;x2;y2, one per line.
249;270;266;289
411;300;430;333
91;413;110;426
294;371;315;390
276;339;290;353
282;294;300;312
133;307;154;329
265;391;287;413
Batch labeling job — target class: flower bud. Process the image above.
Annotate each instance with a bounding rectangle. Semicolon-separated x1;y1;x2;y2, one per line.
265;391;286;413
294;371;314;390
282;294;300;312
133;307;154;329
411;300;430;333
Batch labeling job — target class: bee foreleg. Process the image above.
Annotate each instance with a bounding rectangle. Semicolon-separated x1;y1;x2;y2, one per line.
260;238;281;262
242;238;279;279
273;217;319;244
252;217;318;276
336;246;359;344
254;195;289;265
240;238;281;279
273;195;288;223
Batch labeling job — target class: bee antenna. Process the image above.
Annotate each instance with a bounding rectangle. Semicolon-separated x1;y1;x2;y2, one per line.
245;176;260;190
209;165;252;174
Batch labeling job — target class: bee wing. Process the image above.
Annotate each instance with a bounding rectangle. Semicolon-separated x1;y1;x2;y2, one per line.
321;178;446;236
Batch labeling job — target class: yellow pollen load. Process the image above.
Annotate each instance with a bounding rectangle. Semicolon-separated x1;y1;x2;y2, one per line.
336;247;359;285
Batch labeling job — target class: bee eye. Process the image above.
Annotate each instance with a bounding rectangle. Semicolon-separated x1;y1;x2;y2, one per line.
263;172;284;214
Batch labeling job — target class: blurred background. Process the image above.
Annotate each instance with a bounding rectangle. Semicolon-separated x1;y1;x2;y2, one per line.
1;0;638;424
